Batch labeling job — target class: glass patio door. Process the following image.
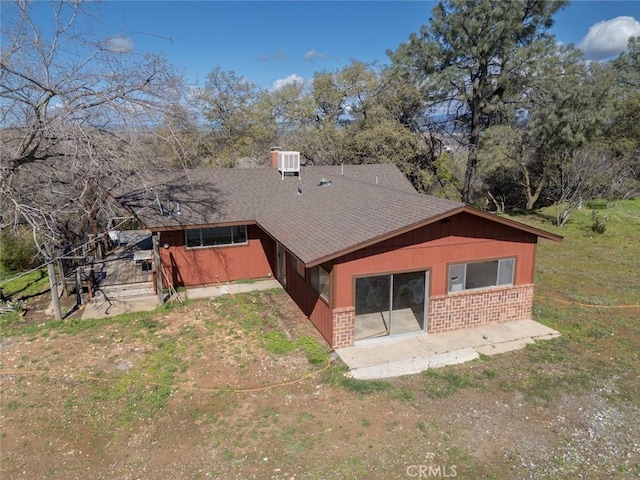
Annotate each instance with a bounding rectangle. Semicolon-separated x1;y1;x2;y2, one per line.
354;270;428;342
390;270;427;335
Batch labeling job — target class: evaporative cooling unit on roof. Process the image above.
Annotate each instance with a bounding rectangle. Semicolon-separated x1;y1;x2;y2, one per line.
278;151;300;179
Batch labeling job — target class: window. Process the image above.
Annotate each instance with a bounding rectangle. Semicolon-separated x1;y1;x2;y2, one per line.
448;258;515;293
289;254;305;279
186;226;247;248
310;265;330;301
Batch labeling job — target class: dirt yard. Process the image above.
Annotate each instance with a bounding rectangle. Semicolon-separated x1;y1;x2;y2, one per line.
1;289;639;480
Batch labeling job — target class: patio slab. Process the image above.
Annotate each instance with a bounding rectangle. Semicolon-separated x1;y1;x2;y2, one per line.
77;279;283;320
185;279;282;300
336;319;560;380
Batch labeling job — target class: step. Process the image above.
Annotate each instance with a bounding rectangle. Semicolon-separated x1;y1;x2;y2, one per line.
96;282;155;299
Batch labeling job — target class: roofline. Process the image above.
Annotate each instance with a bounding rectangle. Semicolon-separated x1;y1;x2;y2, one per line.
304;205;562;268
460;206;563;242
146;219;258;232
127;202;562;267
304;208;462;268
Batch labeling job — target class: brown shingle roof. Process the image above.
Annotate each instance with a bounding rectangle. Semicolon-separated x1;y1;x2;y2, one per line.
118;164;500;265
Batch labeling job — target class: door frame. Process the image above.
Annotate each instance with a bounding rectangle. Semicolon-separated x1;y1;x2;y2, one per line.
276;243;287;288
353;269;429;343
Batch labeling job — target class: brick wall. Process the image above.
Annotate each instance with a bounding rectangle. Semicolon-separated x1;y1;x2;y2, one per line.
428;284;535;334
332;307;355;349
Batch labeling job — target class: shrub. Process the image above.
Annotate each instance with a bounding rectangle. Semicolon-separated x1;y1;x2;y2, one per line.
0;229;40;273
590;210;607;234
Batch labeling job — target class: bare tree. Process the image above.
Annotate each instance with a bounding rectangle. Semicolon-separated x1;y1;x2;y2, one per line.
1;0;182;257
548;147;637;227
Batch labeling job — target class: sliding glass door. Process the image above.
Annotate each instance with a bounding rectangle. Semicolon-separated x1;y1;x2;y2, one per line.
355;270;429;342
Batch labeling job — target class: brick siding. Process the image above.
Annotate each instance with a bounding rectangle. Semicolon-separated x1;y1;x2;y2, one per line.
427;284;534;333
332;307;355;349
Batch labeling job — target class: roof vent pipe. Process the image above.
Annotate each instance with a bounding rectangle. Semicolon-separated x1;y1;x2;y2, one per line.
376;175;379;185
341;163;344;176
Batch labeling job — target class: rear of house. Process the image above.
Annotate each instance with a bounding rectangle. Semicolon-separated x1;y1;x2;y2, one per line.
120;150;561;349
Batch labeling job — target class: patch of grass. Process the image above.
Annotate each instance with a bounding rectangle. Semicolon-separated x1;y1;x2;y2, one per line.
296;411;315;422
104;339;184;425
0;268;49;299
481;368;498;379
281;426;315;452
389;385;416;402
525;339;568;363
421;369;476;399
263;331;297;355
263;287;285;295
237;297;263;330
138;316;162;332
504;369;594;406
322;365;391;394
295;335;329;365
530;198;640;306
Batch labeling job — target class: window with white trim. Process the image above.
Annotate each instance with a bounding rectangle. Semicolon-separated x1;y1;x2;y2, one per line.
310;265;330;301
448;258;515;293
186;226;247;248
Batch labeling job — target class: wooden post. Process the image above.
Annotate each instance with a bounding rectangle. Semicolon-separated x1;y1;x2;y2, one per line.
57;259;69;297
153;234;164;305
47;262;62;320
75;268;84;306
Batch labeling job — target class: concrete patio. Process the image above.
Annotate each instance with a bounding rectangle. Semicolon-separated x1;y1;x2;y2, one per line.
336;319;561;379
79;279;282;320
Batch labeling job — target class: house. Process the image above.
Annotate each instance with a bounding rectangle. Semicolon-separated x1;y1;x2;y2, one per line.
119;148;562;349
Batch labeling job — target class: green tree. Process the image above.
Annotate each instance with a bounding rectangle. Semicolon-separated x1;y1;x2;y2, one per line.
388;0;568;204
196;66;274;164
607;37;640;182
611;36;640;89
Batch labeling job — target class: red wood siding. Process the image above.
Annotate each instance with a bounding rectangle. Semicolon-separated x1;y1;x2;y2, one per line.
283;259;333;345
333;212;538;308
158;225;274;287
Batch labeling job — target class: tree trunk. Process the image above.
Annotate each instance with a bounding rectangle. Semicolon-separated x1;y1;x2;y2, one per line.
462;152;478;204
463;103;482;204
521;164;547;210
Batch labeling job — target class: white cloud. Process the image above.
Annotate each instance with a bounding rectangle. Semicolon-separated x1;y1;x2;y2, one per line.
105;37;135;54
272;74;304;91
577;16;640;60
302;49;325;62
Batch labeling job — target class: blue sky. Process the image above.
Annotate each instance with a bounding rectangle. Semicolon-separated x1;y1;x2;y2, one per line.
18;1;640;90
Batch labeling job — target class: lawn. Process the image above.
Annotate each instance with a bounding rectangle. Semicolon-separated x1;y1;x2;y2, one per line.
1;199;639;479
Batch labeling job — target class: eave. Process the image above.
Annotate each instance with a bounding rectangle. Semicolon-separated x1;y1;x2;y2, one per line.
302;206;562;268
